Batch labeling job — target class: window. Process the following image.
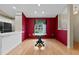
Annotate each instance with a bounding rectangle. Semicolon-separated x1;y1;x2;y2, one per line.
0;22;12;33
34;20;46;35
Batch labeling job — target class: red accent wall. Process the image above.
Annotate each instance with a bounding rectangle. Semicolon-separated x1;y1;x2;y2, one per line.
22;13;58;39
56;30;67;45
22;13;67;46
26;18;57;39
22;13;28;41
28;18;35;38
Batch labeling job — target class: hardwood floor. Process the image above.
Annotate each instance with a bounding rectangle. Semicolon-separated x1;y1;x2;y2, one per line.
7;39;79;55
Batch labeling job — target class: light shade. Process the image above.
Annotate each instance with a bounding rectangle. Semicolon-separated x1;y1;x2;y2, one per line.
40;46;45;50
73;6;78;15
38;4;40;6
42;11;45;14
73;11;78;15
34;46;39;50
13;6;16;10
34;11;37;14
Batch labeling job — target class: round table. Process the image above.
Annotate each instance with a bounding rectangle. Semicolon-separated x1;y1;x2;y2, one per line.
33;33;46;47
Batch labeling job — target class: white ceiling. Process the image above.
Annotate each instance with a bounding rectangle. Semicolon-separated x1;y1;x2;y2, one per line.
0;4;67;18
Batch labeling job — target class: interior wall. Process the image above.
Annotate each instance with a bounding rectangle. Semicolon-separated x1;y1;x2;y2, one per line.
22;13;28;41
22;13;58;40
56;30;67;45
56;5;74;47
15;12;22;32
73;13;79;42
67;5;74;48
56;8;68;45
22;12;68;46
26;18;57;39
58;8;68;30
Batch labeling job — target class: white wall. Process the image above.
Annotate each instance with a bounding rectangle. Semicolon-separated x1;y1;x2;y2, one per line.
0;12;22;54
58;5;74;48
0;37;2;54
58;8;68;30
73;13;79;42
72;5;79;42
0;15;15;54
15;12;22;32
0;32;22;54
65;4;79;43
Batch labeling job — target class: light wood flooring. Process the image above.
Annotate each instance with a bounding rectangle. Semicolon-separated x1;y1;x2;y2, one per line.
7;39;79;55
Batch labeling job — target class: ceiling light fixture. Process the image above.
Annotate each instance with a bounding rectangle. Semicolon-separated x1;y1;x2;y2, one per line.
38;4;40;6
74;11;78;15
34;46;39;50
13;6;16;10
34;11;37;14
40;46;45;50
42;11;45;14
73;6;78;15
